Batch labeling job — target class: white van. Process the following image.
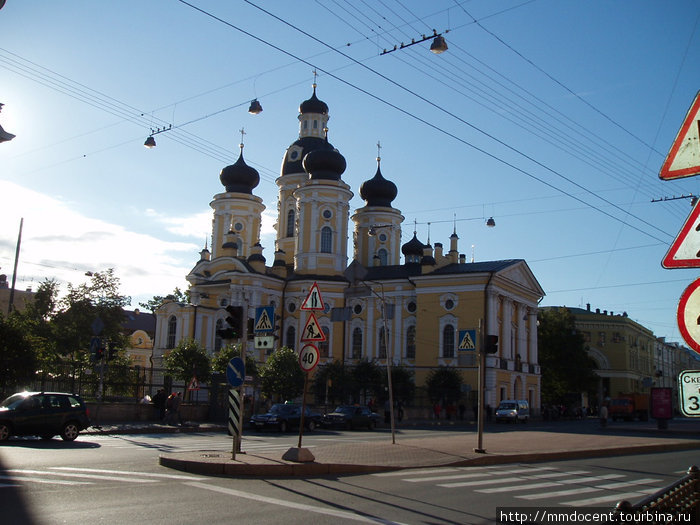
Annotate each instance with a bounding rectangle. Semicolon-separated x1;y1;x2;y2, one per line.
495;400;529;423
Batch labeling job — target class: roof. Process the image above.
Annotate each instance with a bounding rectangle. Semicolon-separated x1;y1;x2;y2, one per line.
122;309;156;333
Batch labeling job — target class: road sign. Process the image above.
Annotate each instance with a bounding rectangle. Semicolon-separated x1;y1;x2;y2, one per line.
300;312;326;342
301;282;324;310
662;198;700;268
677;278;700;355
228;388;241;436
458;329;477;351
254;335;275;349
226;357;245;387
659;91;700;180
678;370;700;417
187;376;199;391
254;306;274;332
298;344;320;372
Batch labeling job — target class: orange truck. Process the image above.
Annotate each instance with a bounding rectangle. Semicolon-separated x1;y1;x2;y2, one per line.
609;394;650;421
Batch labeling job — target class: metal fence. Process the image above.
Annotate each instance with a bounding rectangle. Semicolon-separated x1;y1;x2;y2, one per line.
614;465;699;524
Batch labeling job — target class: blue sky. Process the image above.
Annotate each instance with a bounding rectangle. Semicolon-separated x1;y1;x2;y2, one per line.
1;1;699;344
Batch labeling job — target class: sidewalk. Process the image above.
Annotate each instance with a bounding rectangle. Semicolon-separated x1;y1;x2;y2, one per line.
84;418;700;477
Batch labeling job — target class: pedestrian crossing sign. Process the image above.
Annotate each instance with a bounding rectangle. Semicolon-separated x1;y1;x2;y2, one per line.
458;329;477;351
300;312;326;342
254;306;274;332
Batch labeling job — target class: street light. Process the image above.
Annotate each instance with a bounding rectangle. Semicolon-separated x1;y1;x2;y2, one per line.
429;34;448;54
248;99;263;115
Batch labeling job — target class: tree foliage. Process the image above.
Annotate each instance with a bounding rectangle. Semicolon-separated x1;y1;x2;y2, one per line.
138;287;189;313
211;343;258;378
311;359;353;405
163;338;212;389
0;312;37;395
383;364;415;405
352;358;384;402
425;366;462;405
537;307;598;405
258;347;304;402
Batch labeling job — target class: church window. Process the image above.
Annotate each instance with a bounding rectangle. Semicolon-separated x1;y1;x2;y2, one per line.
214;319;223;352
378;327;388;359
286;209;295;238
352;327;363;359
406;325;416;359
167;316;177;349
285;326;296;350
377;248;388;266
353;304;362;315
442;324;455;358
322;209;332;219
321;226;332;253
318;326;330;358
313;119;318;129
407;301;416;313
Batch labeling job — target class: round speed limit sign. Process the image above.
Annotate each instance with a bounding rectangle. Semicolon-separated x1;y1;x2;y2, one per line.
298;344;320;372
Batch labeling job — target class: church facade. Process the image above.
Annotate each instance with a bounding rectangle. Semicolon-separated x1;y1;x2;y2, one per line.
153;85;545;412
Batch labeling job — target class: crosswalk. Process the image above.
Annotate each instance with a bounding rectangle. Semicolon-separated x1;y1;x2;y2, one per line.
0;467;205;488
373;464;681;507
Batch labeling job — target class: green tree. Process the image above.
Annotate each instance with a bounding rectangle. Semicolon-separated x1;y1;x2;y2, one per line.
0;312;37;396
258;346;304;402
352;358;383;403
211;343;258;378
311;359;352;405
139;287;189;313
164;339;212;391
537;307;598;405
382;364;415;405
425;366;462;405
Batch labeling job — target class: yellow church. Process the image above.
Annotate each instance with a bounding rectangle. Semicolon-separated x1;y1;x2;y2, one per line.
154;84;545;414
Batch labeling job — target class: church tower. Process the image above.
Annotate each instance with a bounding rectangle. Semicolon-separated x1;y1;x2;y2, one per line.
275;82;353;275
352;150;403;266
210;137;264;261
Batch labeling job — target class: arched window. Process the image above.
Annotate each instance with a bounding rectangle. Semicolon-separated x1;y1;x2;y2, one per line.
442;324;455;358
214;319;223;352
377;248;388;266
167;316;177;349
286;209;295;238
285;325;296;350
352;327;363;359
318;326;330;358
378;327;388;359
321;226;332;253
406;325;416;359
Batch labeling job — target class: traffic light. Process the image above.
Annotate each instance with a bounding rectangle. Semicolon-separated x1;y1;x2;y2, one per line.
217;305;243;340
485;334;499;354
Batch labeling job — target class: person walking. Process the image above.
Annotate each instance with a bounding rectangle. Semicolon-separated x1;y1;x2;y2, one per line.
599;404;608;428
153;389;166;421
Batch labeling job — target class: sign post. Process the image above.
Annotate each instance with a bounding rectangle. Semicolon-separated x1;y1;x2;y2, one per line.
679;370;700;417
226;357;245;459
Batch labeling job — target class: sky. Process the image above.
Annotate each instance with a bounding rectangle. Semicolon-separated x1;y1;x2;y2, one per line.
1;1;699;345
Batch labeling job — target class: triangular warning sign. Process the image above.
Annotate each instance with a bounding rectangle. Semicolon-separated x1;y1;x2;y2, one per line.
662;198;700;268
300;312;326;342
458;330;476;350
659;91;700;181
301;282;324;311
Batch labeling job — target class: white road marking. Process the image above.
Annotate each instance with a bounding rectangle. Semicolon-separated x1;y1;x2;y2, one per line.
185;481;409;524
50;467;205;480
8;469;158;483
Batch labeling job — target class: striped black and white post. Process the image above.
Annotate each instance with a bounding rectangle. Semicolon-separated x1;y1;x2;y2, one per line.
228;388;241;459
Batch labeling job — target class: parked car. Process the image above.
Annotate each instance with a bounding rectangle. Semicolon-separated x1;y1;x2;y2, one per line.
0;391;91;441
494;399;529;423
321;405;381;430
249;403;322;432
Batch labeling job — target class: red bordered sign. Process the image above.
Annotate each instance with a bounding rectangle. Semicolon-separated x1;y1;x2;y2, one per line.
677;278;700;355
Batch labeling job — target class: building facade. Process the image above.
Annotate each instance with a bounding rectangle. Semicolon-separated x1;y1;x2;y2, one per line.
153;85;545;411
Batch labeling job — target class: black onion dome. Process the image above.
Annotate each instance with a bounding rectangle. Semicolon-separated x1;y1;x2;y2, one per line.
302;138;346;180
281;136;328;176
299;86;328;115
360;163;397;207
402;233;425;257
220;149;259;193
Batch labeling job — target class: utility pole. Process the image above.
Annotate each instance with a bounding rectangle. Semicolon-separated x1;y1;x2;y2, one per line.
8;217;23;315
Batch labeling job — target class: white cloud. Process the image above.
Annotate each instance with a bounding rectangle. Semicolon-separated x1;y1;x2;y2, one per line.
0;181;193;303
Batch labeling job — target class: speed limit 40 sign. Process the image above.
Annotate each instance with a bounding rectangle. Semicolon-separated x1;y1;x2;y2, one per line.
298;344;320;373
679;370;700;417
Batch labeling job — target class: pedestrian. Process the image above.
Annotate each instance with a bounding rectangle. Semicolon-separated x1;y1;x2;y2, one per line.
433;401;441;420
171;392;183;426
599;404;608;428
164;392;176;425
397;400;404;423
459;402;466;421
384;399;391;424
153;389;166;421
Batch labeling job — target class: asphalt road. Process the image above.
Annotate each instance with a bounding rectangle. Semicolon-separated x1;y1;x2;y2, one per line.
0;428;696;525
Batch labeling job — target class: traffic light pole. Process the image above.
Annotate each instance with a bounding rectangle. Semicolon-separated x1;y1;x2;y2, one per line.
474;318;486;453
